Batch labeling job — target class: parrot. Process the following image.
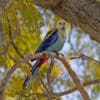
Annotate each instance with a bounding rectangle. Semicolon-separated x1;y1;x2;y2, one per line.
23;19;67;88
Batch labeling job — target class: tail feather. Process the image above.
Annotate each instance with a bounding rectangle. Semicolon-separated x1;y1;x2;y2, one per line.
23;59;40;88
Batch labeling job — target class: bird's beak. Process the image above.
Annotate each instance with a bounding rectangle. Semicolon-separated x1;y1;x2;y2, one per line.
62;27;65;30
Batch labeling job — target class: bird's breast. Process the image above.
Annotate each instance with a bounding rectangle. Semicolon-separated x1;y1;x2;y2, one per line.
46;37;66;52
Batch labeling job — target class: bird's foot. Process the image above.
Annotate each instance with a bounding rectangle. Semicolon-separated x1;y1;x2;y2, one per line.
53;51;65;57
59;53;65;58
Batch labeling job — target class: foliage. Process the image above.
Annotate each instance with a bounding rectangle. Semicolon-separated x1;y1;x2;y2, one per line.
0;0;100;100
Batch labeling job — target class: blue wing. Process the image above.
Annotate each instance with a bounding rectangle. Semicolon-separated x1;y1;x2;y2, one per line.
35;29;58;53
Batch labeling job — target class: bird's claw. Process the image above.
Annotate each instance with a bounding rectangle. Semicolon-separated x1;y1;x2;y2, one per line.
58;53;65;57
53;51;64;57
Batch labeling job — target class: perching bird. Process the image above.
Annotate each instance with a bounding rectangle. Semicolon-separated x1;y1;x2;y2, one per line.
23;19;67;88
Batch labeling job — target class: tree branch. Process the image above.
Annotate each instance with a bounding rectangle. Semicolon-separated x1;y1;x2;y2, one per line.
47;57;54;91
32;0;100;42
0;0;11;16
0;52;90;100
53;79;100;97
57;55;90;100
16;92;47;98
16;79;100;98
1;51;99;99
0;20;7;55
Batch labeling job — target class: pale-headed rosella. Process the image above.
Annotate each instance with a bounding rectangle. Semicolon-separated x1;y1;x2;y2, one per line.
23;19;67;88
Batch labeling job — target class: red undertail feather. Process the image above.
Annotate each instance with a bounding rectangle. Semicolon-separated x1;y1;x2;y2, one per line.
38;58;48;67
23;57;48;88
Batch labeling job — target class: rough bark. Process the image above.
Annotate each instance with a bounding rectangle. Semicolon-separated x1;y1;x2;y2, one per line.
0;0;11;15
32;0;100;43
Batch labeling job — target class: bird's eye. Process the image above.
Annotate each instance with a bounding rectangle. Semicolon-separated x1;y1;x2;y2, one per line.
63;23;65;25
59;22;61;24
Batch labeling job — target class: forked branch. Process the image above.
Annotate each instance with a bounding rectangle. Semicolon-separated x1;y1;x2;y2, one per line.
0;51;94;100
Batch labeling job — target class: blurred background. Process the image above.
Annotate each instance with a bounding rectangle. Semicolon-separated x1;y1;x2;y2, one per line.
0;0;100;100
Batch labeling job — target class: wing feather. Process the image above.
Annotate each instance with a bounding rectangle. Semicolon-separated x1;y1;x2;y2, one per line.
35;29;58;53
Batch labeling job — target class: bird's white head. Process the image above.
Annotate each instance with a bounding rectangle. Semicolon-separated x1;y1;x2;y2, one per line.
56;19;67;38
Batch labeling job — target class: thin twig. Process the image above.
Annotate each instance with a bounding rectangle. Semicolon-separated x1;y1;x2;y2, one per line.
70;54;100;64
6;16;32;67
11;40;32;67
16;92;47;97
38;74;48;92
47;57;54;91
80;54;100;63
17;91;58;100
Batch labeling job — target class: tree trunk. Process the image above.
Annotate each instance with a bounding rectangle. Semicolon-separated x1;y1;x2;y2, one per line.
32;0;100;43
